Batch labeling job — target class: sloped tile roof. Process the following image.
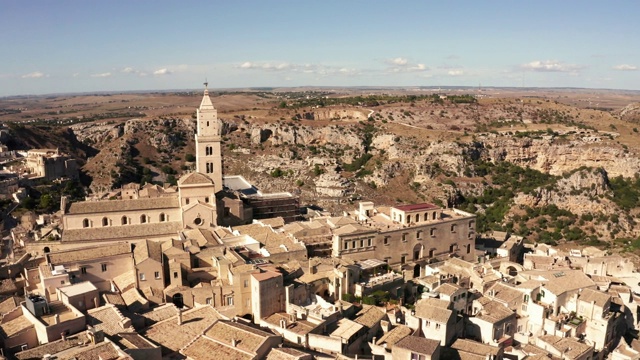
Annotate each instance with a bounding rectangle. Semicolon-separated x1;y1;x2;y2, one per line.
68;196;179;214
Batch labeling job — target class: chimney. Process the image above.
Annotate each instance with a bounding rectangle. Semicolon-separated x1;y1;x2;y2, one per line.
231;338;238;347
177;308;183;326
93;297;99;309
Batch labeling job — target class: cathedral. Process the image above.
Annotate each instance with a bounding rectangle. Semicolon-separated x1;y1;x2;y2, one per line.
52;85;299;251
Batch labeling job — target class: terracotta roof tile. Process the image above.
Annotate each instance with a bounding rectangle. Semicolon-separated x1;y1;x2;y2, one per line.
63;221;182;242
68;196;179;214
47;242;131;264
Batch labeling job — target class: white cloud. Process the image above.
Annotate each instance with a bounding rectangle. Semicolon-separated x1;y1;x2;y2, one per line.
121;67;136;73
521;60;582;73
72;73;80;78
384;57;429;73
240;62;254;69
447;70;464;76
387;57;408;66
612;64;637;71
153;68;171;75
22;71;46;79
91;72;112;78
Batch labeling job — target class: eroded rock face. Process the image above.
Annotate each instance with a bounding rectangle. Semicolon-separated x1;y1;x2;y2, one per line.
248;123;363;150
481;135;640;178
514;168;610;215
70;122;124;143
315;171;353;197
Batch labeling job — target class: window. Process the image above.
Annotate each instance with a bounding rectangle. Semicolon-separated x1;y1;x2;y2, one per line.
344;241;349;250
159;213;166;222
417;230;423;240
154;271;160;279
205;197;209;203
466;244;471;254
140;214;147;224
430;228;436;237
384;236;390;246
407;215;411;224
400;255;406;264
61;280;65;285
469;221;475;229
432;212;437;220
451;224;457;233
411;353;427;360
367;238;372;247
121;216;128;225
173;271;179;279
416;214;420;222
402;233;408;242
360;239;364;248
206;298;213;305
351;241;356;249
435;323;441;330
522;304;528;311
82;218;90;228
80;266;87;274
226;296;234;306
102;217;109;227
185;198;190;205
139;273;146;281
425;320;430;327
244;280;249;288
101;263;107;272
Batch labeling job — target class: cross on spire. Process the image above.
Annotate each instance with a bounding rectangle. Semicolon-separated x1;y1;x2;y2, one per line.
203;78;208;89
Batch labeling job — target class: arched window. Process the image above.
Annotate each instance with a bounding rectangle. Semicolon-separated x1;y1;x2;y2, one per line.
432;212;437;220
205;197;209;203
185;198;190;205
102;217;109;227
451;224;457;233
406;215;411;224
159;213;166;222
82;218;90;228
416;214;420;222
121;216;128;225
140;214;147;224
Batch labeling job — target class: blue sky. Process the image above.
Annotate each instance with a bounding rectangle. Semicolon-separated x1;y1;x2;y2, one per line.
1;1;639;96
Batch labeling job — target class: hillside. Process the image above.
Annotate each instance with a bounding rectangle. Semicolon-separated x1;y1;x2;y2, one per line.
3;88;640;251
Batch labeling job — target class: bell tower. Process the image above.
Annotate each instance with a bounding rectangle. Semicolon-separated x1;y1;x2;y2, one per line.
195;81;223;193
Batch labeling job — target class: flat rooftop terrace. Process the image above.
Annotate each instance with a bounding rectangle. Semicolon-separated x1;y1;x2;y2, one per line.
39;301;78;325
361;207;474;232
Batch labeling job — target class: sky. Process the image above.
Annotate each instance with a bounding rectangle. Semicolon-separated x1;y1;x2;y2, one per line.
1;1;639;96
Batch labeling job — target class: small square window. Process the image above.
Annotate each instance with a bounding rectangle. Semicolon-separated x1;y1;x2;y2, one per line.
101;264;107;272
139;273;146;281
154;271;160;279
80;267;87;274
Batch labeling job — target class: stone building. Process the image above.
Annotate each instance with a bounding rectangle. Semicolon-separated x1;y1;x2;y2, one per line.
25;148;78;181
332;202;476;273
49;85;299;253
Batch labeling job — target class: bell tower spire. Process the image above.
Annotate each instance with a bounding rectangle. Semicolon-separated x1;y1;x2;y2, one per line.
195;82;223;193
